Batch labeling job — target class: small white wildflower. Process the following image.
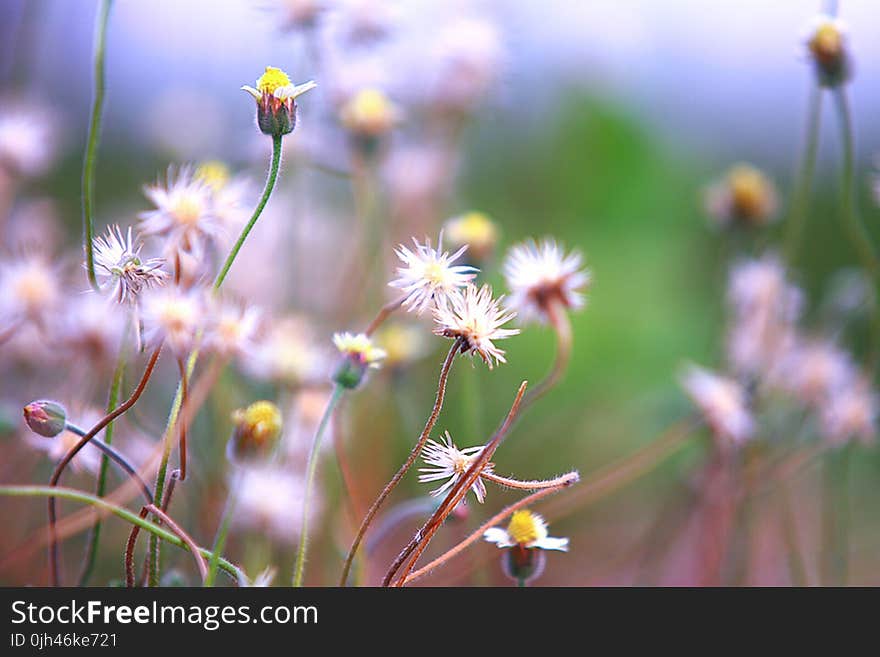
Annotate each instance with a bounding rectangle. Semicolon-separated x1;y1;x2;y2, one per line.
681;364;754;445
432;283;519;368
138;166;222;256
140;288;204;356
0;253;62;328
204;300;262;359
418;431;491;503
483;509;569;552
93;224;168;304
0;100;57;178
389;234;478;314
243;316;326;386
233;465;315;544
332;331;386;368
503;238;590;323
56;290;126;365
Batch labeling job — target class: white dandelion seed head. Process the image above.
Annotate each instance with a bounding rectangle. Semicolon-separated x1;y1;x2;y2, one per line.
140;287;205;356
681;364;754;446
418;431;491;504
389;233;478;314
432;283;519;368
503;238;590;323
138;166;222;256
93;224;168;304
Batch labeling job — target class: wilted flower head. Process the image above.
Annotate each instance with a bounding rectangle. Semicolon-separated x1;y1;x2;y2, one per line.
389;234;478;314
704;164;779;228
332;331;386;388
820;378;877;447
93;225;168;304
444;211;499;263
228;400;283;464
242;66;316;137
681;364;754;446
433;284;519;368
140;288;204;356
139;166;221;257
0;100;57;178
0;252;62;328
503;238;590;323
805;14;850;87
419;431;491;503
339;88;400;138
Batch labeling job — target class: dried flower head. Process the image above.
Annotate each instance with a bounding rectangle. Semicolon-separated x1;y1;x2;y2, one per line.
433;284;519;368
503;238;590;323
484;510;569;551
805;14;850;86
681;364;754;445
418;431;491;503
389;234;478;314
139;166;222;256
93;224;168;303
242;66;316;137
444;211;499;262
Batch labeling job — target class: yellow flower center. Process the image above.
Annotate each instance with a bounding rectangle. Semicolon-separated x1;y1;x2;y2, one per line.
196;160;230;192
240;400;283;444
423;261;446;285
172;196;203;226
810;23;843;62
448;212;497;247
342;88;396;134
256;66;292;95
728;164;771;220
507;510;542;546
13;267;55;310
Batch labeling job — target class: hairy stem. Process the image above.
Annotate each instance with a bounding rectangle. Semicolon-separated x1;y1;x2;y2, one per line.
340;339;462;586
48;345;161;586
293;385;345;587
213;134;283;290
81;0;113;290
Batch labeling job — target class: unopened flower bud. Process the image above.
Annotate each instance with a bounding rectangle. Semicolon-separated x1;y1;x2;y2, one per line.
227;400;283;463
242;67;317;138
332;332;386;389
23;399;67;437
502;547;546;585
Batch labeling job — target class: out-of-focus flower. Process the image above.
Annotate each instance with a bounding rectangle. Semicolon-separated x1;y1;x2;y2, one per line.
503;238;590;324
681;364;754;445
332;331;386;388
0;100;58;178
777;339;854;406
93;225;168;304
195;160;251;234
389;235;478;314
23;400;67;438
0;252;62;329
140;288;204;356
243;316;326;386
484;509;569;551
433;284;518;368
242;67;317;138
444;211;499;264
277;0;325;31
820;378;877;446
282;387;335;460
704;164;779;228
228;400;283;464
5;198;63;255
419;431;490;503
430;17;502;115
232;465;315;543
239;566;277;588
204;300;261;359
805;14;850;87
374;322;430;369
383;145;455;223
56;290;126;366
139;166;222;257
339;0;396;43
339;88;400;139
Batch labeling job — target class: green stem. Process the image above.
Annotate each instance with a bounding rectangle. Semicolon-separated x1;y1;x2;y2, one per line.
0;485;241;582
213;134;283;290
82;0;113;291
783;85;822;265
292;385;345;587
821;446;851;585
205;473;240;587
78;337;127;586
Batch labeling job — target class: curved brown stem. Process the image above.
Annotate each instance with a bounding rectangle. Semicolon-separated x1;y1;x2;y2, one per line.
401;472;579;586
364;296;406;337
47;345;162;586
383;381;528;587
145;503;207;583
520;299;571;412
125;507;149;587
339;338;462;586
